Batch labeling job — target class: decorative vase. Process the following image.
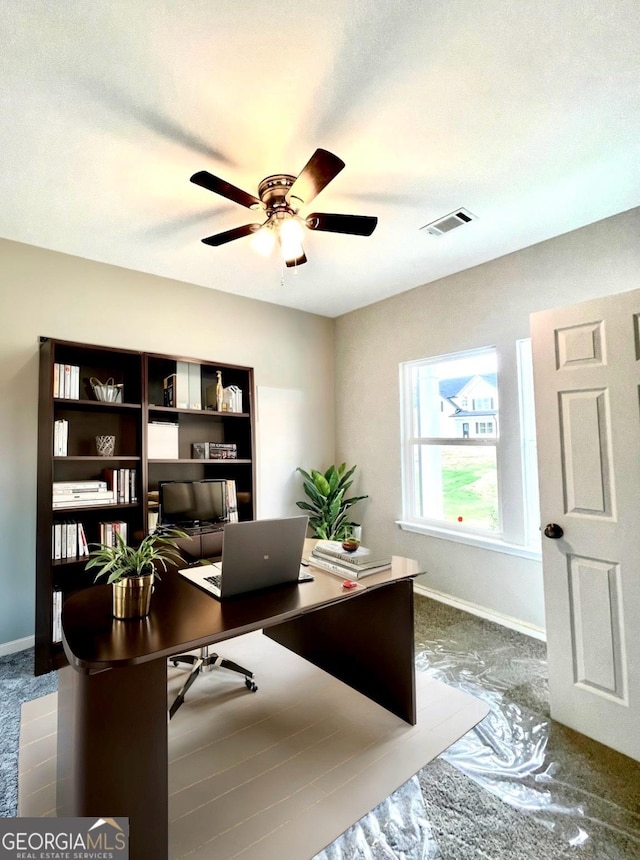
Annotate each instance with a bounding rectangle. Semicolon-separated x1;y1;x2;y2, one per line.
216;370;224;411
112;573;154;619
95;434;116;456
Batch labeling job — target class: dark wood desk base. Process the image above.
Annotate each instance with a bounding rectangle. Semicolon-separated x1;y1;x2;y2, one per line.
57;568;417;860
57;657;168;859
266;579;416;724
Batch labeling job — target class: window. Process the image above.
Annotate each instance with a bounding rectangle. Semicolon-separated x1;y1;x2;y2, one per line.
400;342;540;556
401;347;499;535
473;397;494;410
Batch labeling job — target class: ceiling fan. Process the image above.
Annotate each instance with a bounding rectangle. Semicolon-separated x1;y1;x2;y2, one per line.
190;148;378;267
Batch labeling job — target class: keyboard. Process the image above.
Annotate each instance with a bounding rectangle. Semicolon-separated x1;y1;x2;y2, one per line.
203;573;222;589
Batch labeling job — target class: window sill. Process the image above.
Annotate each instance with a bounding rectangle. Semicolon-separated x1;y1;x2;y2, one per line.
396;520;542;561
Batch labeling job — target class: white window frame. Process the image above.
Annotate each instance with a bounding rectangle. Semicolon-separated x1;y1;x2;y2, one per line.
398;343;541;561
400;346;502;541
517;338;541;551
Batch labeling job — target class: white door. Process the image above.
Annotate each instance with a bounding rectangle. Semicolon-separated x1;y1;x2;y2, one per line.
531;288;640;762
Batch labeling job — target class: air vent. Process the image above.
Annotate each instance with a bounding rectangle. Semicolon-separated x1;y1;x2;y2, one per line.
420;208;477;236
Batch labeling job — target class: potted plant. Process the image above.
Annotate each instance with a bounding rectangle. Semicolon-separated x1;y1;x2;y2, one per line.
85;527;187;619
296;463;368;541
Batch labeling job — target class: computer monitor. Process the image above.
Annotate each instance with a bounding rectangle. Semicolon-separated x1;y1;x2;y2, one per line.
158;479;227;528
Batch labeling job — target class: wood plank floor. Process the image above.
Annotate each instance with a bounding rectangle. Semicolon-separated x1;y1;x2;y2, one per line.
19;631;488;860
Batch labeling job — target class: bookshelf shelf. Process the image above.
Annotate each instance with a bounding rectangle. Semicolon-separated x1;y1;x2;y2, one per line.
54;398;142;410
52;502;140;513
148;405;249;418
54;455;141;462
36;337;255;675
51;557;90;569
148;458;252;465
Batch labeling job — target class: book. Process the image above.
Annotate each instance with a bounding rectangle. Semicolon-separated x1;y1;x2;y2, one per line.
191;442;208;459
188;362;202;410
78;523;89;557
53;495;115;509
66;521;77;559
312;542;391;569
308;554;392;580
52;523;62;560
53;480;108;491
175;361;190;408
129;469;137;503
225;479;239;522
313;540;372;563
52;591;62;644
163;373;176;407
53;363;60;398
53;490;115;503
100;520;128;547
209;442;237;459
53;419;68;456
70;364;79;399
102;468;119;501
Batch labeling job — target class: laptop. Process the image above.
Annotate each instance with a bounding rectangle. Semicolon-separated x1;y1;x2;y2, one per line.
178;515;310;600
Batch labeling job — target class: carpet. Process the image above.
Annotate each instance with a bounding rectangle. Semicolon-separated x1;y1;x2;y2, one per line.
0;648;56;818
413;596;640;859
5;594;640;859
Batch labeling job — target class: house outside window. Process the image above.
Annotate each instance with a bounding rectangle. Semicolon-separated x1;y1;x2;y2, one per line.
400;347;499;534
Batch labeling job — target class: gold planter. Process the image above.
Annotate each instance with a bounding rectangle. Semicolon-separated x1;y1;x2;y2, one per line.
112;573;154;619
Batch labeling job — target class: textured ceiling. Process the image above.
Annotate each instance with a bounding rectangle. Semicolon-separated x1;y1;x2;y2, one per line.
1;1;639;317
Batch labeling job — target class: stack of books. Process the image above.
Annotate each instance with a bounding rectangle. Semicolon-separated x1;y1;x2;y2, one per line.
102;468;137;503
51;521;89;560
52;480;115;508
53;363;80;399
99;520;128;546
309;541;392;580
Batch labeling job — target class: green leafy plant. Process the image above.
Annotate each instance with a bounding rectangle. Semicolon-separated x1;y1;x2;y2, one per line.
296;463;368;540
85;527;187;585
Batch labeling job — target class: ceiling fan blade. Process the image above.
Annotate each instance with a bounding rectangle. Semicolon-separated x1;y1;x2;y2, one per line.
285;252;308;268
201;223;262;247
190;171;262;209
306;213;378;236
286;149;345;207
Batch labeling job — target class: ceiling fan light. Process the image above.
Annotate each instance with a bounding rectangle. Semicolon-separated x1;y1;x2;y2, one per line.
279;216;304;244
280;236;305;265
250;226;275;256
279;216;305;264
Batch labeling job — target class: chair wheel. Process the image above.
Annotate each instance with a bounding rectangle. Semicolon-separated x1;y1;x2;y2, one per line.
245;678;258;692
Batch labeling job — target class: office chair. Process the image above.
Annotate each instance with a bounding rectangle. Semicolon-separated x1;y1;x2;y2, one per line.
169;647;258;719
165;533;259;719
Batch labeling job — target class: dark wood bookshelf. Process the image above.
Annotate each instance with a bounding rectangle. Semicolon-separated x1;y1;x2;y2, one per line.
35;337;255;675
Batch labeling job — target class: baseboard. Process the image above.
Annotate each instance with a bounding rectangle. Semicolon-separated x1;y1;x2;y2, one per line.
0;635;34;657
413;584;546;641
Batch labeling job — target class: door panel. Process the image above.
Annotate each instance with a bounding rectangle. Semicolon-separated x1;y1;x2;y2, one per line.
568;554;625;699
531;287;640;761
559;389;613;516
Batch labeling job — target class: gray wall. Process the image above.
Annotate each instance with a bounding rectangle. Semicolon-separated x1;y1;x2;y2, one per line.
334;207;640;630
0;238;335;649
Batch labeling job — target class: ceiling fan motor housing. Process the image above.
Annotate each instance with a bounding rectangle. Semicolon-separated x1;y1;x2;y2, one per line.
257;174;298;216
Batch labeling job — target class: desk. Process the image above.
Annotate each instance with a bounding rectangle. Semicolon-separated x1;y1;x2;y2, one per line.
58;550;420;860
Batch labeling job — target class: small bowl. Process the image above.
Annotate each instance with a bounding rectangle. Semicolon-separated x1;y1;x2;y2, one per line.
341;539;360;552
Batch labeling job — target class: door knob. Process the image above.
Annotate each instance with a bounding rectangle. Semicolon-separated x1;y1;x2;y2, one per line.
544;523;564;539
